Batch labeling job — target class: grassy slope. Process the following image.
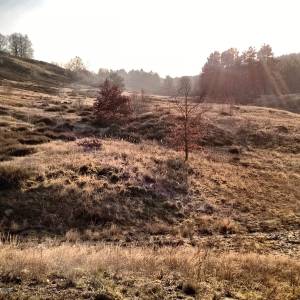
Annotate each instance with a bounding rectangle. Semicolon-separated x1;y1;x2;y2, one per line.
0;51;72;94
0;57;299;299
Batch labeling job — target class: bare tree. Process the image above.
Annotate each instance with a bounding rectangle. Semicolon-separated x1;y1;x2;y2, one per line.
162;75;175;96
174;76;207;161
141;88;145;102
8;33;33;58
65;56;86;72
0;34;7;52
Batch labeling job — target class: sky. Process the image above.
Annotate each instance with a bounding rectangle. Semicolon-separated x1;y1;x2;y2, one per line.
0;0;300;77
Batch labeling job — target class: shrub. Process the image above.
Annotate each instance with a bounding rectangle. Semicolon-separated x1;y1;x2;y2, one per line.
18;136;50;145
166;157;186;171
144;222;170;235
216;218;238;234
65;229;80;242
6;145;36;157
182;282;197;296
32;117;56;126
93;79;131;124
77;138;102;152
0;164;35;189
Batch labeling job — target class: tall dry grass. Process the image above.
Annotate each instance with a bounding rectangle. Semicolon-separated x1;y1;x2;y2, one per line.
0;243;299;299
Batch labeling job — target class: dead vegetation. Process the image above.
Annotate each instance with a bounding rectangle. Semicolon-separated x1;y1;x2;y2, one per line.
0;137;299;243
0;242;299;299
0;63;300;299
0;81;299;241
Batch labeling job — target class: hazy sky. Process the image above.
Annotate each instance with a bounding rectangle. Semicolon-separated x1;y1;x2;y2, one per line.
1;0;300;77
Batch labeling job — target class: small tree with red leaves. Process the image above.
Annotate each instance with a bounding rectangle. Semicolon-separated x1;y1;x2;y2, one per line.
93;79;131;124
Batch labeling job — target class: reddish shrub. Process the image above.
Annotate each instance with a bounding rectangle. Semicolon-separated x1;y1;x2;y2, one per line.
93;79;131;124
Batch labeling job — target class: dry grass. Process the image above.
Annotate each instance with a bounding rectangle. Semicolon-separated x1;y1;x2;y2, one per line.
0;242;299;299
1;55;300;299
0;135;299;242
0;85;299;238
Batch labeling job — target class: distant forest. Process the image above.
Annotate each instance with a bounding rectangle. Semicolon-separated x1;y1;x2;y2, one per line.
200;45;300;103
95;44;300;102
1;33;300;102
98;69;199;97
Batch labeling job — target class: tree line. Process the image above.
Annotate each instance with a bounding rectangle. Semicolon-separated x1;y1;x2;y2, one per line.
200;44;289;103
277;53;300;94
64;57;163;93
2;33;300;100
65;56;199;96
0;32;34;59
92;44;300;101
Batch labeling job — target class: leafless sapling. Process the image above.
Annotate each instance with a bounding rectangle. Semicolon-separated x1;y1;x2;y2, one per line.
174;76;207;161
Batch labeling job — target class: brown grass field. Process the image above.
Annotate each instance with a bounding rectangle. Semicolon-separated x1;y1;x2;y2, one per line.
0;54;299;299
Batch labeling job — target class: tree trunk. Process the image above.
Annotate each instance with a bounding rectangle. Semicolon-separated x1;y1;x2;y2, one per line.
184;95;188;161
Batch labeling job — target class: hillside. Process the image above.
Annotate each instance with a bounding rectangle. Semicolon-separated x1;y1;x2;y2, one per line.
0;58;299;299
0;51;72;89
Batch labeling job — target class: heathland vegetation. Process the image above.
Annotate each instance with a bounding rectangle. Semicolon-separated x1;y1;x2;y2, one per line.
0;33;299;299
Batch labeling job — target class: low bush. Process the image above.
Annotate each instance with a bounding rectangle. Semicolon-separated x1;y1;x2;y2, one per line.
77;138;102;151
6;145;36;157
93;79;131;125
32;117;56;126
18;136;50;145
0;164;35;189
